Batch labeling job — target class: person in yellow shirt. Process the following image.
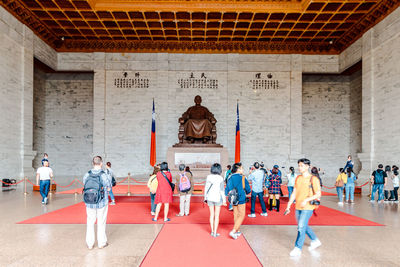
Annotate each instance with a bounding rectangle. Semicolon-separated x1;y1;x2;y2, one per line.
147;165;160;216
285;158;322;257
335;168;347;205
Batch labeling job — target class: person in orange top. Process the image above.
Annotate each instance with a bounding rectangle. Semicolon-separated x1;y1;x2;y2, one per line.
285;158;322;257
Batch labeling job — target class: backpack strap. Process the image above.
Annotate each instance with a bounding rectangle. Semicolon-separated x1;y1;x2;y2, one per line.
161;171;174;191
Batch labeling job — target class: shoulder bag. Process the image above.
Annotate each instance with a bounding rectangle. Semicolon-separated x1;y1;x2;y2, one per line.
161;172;175;192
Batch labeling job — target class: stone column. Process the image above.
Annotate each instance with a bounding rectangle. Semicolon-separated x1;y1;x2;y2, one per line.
357;29;374;184
289;54;304;164
92;53;106;158
20;27;36;178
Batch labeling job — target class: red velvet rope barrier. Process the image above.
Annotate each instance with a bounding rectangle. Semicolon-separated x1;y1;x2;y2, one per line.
26;179;35;186
76;180;84;186
116;177;129;184
130;178;147;184
50;179;77;188
322;185;336;189
323;181;370;190
355;181;370;188
0;179;25;185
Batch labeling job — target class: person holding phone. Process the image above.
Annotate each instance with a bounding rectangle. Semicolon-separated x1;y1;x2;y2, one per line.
284;158;322;257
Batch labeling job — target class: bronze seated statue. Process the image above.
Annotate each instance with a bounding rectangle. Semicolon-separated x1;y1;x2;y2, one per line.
178;95;217;144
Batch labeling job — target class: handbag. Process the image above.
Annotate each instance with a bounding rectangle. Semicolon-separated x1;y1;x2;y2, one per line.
161;172;175;192
309;176;321;207
335;178;344;187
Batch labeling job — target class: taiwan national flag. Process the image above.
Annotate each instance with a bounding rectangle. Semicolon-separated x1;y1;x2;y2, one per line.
235;102;240;163
150;99;156;167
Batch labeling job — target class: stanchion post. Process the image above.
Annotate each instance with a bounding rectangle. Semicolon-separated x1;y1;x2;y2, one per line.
127;172;131;196
24;176;28;196
74;179;78;195
49;179;54;196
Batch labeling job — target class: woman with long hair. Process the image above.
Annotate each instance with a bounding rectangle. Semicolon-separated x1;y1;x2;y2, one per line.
204;163;226;237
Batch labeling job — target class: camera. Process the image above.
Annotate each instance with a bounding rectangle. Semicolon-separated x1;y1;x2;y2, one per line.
310;200;320;206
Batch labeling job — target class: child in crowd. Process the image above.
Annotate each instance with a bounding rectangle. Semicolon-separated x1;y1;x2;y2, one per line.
335;168;347;205
41;153;49;166
344;155;354;172
268;167;282;212
147;165;159;216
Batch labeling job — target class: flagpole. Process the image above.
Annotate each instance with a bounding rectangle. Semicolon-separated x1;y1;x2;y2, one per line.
235;99;240;163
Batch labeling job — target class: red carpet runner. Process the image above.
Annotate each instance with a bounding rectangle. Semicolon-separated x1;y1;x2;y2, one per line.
18;196;382;226
140;224;262;267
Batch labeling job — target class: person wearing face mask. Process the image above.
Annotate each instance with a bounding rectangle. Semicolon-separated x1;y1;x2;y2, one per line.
285;158;322;257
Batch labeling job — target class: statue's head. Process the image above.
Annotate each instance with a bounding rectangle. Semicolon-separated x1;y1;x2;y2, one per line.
194;95;202;105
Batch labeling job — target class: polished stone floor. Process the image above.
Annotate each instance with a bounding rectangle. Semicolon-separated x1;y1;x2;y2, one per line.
1;179;398;267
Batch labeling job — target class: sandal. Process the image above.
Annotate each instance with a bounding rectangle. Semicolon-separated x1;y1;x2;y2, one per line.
164;218;171;222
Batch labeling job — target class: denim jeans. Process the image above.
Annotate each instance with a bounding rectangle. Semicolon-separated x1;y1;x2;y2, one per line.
336;186;344;202
371;184;384;201
288;186;294;199
109;188;115;201
39;180;50;202
295;209;317;249
345;183;355;201
250;191;267;214
150;193;156;212
394;187;399;201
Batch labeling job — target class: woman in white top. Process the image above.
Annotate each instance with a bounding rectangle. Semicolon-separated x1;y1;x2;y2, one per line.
204;163;227;237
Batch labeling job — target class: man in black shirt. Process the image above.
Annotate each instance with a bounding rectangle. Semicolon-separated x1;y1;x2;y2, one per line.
370;164;387;203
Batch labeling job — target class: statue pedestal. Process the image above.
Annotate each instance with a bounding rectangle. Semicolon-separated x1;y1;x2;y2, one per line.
167;146;229;182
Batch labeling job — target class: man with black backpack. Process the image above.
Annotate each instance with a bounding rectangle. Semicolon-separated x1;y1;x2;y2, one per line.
370;164;387;203
83;156;111;250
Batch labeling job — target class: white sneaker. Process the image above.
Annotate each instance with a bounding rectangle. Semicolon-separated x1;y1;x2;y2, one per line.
229;230;238;240
260;212;268;217
248;213;256;218
289;247;302;257
44;197;48;205
308;239;322;251
369;200;375;203
338;202;343;205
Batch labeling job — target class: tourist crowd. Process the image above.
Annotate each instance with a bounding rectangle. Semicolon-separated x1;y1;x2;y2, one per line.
36;153;398;256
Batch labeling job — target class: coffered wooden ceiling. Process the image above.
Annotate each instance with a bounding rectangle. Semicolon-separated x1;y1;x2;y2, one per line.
1;0;399;54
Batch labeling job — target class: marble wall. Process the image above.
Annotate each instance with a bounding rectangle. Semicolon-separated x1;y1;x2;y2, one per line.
302;71;362;181
33;71;94;176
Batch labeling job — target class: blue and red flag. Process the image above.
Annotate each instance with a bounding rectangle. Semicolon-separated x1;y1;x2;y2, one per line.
235;101;240;163
150;99;156;166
